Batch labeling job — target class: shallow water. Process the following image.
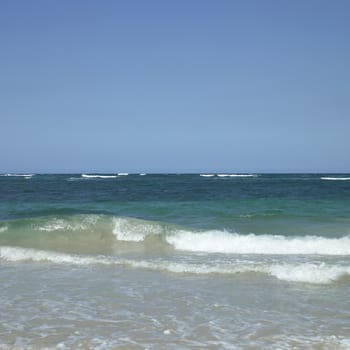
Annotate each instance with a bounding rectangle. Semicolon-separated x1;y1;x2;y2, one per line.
1;262;350;349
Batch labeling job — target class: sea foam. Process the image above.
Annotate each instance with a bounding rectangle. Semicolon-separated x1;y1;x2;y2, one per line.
108;217;350;256
81;174;117;179
217;174;257;177
112;217;164;241
166;230;350;255
321;177;350;181
1;246;349;284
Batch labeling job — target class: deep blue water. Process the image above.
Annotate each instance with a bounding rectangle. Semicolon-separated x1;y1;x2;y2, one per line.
1;173;350;236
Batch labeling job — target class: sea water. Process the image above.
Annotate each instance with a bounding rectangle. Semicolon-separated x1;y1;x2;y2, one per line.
1;173;350;349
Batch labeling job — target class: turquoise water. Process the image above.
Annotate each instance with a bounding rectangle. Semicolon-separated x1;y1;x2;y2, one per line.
1;173;350;348
2;173;350;231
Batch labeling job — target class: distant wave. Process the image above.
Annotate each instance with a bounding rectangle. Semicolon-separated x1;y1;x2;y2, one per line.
1;246;349;284
1;173;34;178
81;174;117;179
200;174;257;178
117;173;129;176
321;177;350;181
217;174;257;178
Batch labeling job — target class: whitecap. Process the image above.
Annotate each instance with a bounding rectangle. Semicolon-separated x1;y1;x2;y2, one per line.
166;230;350;255
3;174;34;177
217;174;256;177
112;217;163;242
81;174;117;179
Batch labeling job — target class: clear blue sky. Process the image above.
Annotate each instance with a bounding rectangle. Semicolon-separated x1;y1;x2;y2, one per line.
1;0;349;173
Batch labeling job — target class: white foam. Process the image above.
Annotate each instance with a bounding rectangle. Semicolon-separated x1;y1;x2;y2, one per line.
166;230;350;255
321;177;350;181
3;173;34;177
0;246;110;265
217;174;256;177
268;263;350;284
228;174;257;177
37;215;100;232
0;226;8;233
117;173;129;176
1;246;349;284
81;174;117;179
200;174;215;177
139;173;147;176
112;217;163;242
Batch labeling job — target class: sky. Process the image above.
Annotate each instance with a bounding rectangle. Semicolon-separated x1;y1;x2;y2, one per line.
1;0;349;173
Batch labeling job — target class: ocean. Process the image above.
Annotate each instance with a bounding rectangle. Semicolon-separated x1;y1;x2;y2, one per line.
1;173;350;349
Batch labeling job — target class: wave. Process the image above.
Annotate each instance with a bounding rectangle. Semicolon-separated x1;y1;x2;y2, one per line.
167;230;350;255
112;217;165;242
117;173;129;176
81;174;117;179
321;177;350;181
1;215;350;256
200;174;257;178
217;174;257;177
1;173;34;178
1;246;349;284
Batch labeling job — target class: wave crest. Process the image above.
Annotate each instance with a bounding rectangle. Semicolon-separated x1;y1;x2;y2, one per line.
81;174;117;179
2;215;350;256
166;230;350;255
112;217;165;242
1;246;349;284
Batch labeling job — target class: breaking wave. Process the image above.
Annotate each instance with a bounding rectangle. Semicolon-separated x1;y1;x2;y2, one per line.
321;177;350;181
81;174;117;179
217;174;257;177
166;230;350;255
1;246;349;284
1;173;34;177
1;215;350;256
1;215;350;284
